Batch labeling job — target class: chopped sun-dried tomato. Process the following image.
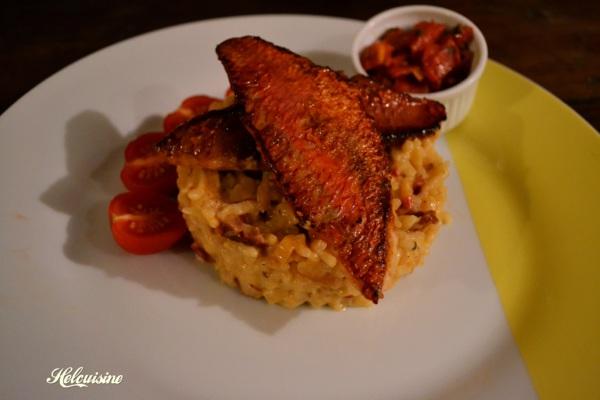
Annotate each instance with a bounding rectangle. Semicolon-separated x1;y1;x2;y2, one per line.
380;28;416;51
452;25;474;48
360;20;475;93
359;40;394;71
422;36;462;90
410;21;447;56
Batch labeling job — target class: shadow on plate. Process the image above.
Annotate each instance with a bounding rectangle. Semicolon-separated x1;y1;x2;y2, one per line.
39;110;299;335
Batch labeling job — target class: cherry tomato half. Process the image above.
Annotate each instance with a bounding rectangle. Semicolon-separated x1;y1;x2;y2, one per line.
109;191;187;255
120;160;177;194
120;132;177;194
124;131;166;162
163;95;218;133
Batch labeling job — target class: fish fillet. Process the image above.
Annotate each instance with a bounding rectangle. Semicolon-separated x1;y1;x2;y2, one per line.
158;78;445;171
217;36;391;302
351;74;446;142
156;106;260;170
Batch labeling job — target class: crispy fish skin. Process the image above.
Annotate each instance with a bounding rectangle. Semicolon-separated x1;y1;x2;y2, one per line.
351;74;446;143
217;36;391;302
156;106;260;170
157;78;445;170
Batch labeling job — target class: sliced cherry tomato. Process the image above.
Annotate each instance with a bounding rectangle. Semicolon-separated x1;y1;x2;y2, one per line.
109;191;187;255
120;160;177;194
120;132;177;194
124;131;166;162
163;112;187;134
163;95;218;133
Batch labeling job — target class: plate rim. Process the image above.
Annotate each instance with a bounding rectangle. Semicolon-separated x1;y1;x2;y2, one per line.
2;14;597;138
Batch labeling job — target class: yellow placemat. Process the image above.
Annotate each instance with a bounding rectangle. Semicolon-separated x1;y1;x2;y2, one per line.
447;60;600;400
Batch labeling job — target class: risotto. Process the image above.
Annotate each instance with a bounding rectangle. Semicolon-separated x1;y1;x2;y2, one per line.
177;134;448;310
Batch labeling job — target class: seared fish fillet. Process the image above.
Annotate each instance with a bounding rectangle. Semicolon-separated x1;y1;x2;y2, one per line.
156;106;260;170
351;75;446;142
158;78;445;171
217;36;391;302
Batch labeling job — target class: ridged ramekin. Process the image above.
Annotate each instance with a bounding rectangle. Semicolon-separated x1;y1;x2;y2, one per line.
352;5;488;133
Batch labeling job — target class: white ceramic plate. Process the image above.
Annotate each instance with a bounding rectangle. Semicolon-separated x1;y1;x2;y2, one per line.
0;15;536;399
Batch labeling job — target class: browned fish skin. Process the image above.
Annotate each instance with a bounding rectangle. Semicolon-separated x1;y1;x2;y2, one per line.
351;74;446;143
158;78;445;170
217;36;391;302
156;106;260;170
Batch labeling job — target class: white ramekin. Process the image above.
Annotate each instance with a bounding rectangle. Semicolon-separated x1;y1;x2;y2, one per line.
352;5;488;133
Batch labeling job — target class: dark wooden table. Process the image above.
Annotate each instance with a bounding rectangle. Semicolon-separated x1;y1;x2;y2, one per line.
3;0;599;130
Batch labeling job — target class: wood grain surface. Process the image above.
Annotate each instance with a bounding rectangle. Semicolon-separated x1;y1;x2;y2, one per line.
2;0;599;129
